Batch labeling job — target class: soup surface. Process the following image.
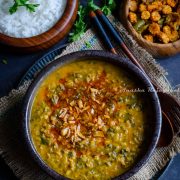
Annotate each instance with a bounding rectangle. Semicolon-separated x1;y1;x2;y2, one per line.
31;60;149;180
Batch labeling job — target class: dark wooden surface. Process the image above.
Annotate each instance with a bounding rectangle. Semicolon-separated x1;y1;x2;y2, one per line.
0;0;179;179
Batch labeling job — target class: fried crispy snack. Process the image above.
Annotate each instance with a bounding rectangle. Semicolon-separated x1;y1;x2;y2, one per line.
128;0;180;43
167;0;177;8
130;0;138;12
139;3;147;12
149;23;161;35
151;11;161;22
162;5;172;15
163;25;171;36
129;12;137;24
141;10;150;20
144;34;154;42
158;32;170;44
170;30;179;42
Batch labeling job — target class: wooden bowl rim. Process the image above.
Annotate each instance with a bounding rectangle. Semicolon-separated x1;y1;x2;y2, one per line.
124;0;180;48
0;0;77;48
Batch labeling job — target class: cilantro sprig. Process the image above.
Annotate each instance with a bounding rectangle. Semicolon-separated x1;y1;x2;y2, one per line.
101;0;116;16
69;0;116;42
1;59;8;65
9;0;39;14
69;5;87;42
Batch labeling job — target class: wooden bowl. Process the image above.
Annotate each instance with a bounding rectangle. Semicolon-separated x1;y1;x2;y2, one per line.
0;0;78;53
119;0;180;58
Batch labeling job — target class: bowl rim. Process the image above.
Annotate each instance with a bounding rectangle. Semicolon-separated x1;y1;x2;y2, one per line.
0;0;77;47
124;0;180;47
22;50;162;180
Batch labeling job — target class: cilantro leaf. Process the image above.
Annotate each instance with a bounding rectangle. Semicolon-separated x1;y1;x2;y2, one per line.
9;3;18;14
69;0;116;42
25;4;40;13
9;0;39;14
2;59;8;65
86;0;100;11
102;0;116;15
69;5;87;42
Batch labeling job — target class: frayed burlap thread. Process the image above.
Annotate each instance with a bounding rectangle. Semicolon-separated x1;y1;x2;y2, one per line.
0;15;179;180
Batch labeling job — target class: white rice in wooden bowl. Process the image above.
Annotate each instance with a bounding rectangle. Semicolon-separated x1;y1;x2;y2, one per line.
0;0;67;38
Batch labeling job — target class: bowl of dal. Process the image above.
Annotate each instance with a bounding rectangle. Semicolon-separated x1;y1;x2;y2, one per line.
0;0;78;52
23;50;162;179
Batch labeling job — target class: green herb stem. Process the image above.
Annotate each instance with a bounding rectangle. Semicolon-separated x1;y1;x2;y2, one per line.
9;0;39;14
2;59;8;65
69;0;116;42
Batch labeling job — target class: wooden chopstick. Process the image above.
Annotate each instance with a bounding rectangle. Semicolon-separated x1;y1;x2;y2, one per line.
95;9;146;74
89;10;163;91
90;10;162;91
89;10;179;144
89;11;117;54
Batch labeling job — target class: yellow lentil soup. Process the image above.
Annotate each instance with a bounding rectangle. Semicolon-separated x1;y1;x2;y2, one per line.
30;60;149;180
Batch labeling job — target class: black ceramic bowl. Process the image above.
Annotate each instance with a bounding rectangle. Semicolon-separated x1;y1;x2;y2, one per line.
23;50;162;180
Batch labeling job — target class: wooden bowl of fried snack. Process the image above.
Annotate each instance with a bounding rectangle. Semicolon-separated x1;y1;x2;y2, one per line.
119;0;180;58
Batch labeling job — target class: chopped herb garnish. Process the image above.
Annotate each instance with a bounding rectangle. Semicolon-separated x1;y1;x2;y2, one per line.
111;150;117;158
2;59;8;65
107;127;115;133
101;0;116;15
124;112;135;127
120;148;128;157
106;144;113;149
68;151;73;158
77;158;84;169
124;113;132;122
40;136;48;145
9;0;39;14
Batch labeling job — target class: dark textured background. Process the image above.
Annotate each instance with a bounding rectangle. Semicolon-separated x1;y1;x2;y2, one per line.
0;0;179;179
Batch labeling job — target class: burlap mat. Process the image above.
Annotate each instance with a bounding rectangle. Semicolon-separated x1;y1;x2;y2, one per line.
0;15;179;180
